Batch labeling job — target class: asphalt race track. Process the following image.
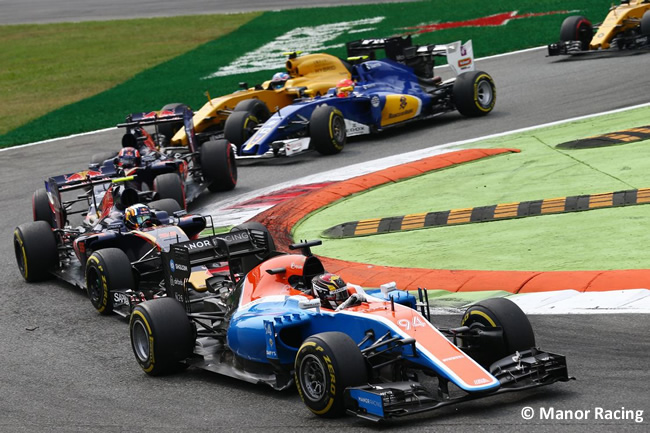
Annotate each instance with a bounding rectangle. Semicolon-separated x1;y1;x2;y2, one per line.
0;0;413;24
2;4;650;432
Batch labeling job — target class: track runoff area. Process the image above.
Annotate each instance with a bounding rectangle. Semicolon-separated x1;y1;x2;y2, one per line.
200;102;650;315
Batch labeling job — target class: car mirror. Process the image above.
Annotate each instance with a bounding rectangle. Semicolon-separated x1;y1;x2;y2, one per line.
298;298;321;311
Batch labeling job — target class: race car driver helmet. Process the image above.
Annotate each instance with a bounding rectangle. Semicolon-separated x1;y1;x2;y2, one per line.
117;147;141;168
270;72;290;89
125;203;153;230
336;78;354;98
312;273;349;309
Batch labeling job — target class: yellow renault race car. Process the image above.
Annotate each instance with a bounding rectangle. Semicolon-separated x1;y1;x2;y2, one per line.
548;0;650;55
167;52;351;148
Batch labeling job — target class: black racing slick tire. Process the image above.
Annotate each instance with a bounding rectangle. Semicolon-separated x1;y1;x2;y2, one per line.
559;16;593;50
86;248;135;315
453;71;496;117
233;99;271;118
14;221;58;282
130;297;194;376
642;11;650;37
310;105;346;155
153;173;186;210
148;198;182;215
200;139;237;192
32;188;52;227
295;332;367;418
224;99;270;147
224;111;260;148
461;297;536;367
158;103;189;140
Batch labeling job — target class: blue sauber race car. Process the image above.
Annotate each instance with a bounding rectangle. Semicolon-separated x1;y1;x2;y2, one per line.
236;36;496;158
129;233;571;421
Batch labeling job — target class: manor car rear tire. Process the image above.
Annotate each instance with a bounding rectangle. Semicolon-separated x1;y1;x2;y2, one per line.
453;71;496;117
14;221;57;282
130;297;194;376
295;332;367;418
200;138;237;192
86;248;135;315
153;173;186;210
32;188;52;227
559;16;593;50
461;297;536;367
310;105;346;155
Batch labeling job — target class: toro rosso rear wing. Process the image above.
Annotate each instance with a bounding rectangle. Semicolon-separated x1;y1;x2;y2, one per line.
346;35;475;77
117;106;199;153
163;227;272;308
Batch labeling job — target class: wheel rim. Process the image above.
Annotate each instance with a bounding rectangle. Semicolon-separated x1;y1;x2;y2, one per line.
331;116;345;143
87;268;101;304
299;354;327;402
244;116;258;140
132;319;151;363
14;237;26;276
476;80;494;108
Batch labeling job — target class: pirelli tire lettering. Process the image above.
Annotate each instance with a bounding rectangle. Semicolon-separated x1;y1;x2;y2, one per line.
452;70;496;117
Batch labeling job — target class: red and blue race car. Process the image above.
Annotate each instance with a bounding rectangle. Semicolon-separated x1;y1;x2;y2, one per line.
235;36;496;158
129;233;570;421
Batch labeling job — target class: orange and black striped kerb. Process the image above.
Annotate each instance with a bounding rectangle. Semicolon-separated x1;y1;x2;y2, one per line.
556;125;650;149
323;188;650;238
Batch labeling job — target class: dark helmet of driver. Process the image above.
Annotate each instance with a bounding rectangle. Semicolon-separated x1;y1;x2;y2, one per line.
117;147;141;168
311;273;349;309
124;203;153;230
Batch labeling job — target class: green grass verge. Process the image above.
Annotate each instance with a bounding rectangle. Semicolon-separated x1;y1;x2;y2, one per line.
1;0;612;147
294;106;650;272
0;13;259;136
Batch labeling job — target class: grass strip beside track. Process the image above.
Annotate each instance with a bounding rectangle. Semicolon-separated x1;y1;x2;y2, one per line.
0;0;612;147
294;105;650;272
0;13;259;137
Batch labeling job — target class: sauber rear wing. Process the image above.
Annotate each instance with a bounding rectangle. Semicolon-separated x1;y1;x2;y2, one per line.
346;35;475;76
162;228;273;306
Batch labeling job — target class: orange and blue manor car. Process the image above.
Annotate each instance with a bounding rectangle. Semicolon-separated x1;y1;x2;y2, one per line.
129;232;571;421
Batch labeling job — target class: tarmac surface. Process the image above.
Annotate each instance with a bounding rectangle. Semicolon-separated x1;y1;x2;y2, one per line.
0;0;414;24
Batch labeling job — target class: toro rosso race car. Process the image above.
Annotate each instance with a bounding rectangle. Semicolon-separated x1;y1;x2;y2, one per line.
109;106;237;208
548;0;650;56
167;52;351;149
129;234;571;421
235;36;496;158
13;167;223;317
